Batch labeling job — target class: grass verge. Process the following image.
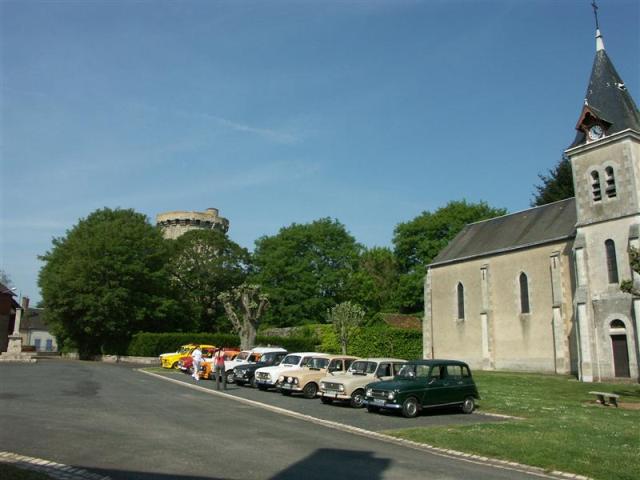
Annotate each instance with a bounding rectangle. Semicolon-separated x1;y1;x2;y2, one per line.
385;371;640;480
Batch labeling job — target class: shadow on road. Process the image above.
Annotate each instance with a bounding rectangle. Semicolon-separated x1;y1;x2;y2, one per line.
90;449;390;480
269;448;391;480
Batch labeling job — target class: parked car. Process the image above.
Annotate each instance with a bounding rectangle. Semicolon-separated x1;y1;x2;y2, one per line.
363;359;480;418
254;352;327;391
234;349;288;387
319;357;407;408
159;344;216;369
177;346;216;374
199;348;240;380
279;355;358;399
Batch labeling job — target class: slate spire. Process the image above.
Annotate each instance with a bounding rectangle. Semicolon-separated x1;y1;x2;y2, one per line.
570;20;640;148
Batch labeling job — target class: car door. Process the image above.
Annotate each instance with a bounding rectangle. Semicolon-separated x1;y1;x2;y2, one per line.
423;364;448;406
442;364;466;404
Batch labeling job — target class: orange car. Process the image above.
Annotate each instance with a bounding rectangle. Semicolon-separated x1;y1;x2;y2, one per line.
199;348;240;380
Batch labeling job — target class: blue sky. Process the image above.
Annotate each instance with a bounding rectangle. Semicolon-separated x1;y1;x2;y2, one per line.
1;0;639;303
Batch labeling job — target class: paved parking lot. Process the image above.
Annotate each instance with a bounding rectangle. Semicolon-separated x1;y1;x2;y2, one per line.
150;367;507;432
1;360;565;480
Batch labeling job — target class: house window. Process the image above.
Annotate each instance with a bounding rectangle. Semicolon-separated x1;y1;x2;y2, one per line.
46;339;53;351
605;167;617;198
457;282;465;320
34;338;41;351
591;171;602;201
519;272;530;314
605;239;619;284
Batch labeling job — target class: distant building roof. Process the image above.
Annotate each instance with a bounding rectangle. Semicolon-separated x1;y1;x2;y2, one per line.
430;198;577;267
22;308;49;332
381;313;421;330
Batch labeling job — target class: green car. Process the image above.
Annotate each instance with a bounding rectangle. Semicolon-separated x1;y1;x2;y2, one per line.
363;359;480;418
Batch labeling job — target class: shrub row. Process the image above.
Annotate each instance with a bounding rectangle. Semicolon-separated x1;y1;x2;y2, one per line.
308;324;423;360
126;332;317;357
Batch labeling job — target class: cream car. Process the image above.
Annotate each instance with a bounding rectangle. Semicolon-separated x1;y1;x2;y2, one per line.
279;355;358;399
254;352;326;391
319;357;406;408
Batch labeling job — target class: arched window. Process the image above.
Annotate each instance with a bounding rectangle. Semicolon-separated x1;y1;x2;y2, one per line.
519;272;530;314
457;283;465;320
605;166;617;198
610;319;625;329
605;239;619;284
591;171;602;201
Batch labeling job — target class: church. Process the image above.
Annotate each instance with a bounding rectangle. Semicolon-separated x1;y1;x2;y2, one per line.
423;25;640;382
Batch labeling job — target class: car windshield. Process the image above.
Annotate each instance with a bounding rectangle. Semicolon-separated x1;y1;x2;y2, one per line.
349;361;377;375
307;357;329;369
260;352;275;363
178;346;191;354
396;364;417;379
236;351;251;361
283;355;301;365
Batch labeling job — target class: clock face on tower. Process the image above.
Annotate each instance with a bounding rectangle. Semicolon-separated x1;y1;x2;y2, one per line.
588;124;604;141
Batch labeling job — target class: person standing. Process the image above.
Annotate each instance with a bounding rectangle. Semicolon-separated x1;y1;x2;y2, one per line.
214;348;227;390
191;346;203;382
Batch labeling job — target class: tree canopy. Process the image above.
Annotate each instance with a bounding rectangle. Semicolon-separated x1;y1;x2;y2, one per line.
392;200;507;312
531;155;575;207
167;229;250;332
38;208;183;356
251;218;362;327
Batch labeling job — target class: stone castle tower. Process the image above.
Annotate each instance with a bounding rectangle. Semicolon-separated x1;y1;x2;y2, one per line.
156;208;229;239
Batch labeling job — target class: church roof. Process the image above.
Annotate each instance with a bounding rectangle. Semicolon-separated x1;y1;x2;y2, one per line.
569;30;640;148
430;198;576;267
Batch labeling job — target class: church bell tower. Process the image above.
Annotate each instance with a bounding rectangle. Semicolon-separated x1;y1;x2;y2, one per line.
565;8;640;382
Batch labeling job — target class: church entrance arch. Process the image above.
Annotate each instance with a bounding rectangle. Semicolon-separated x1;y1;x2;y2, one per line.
609;320;630;378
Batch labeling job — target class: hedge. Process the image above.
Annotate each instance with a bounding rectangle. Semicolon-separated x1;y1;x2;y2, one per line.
316;324;423;360
127;332;317;357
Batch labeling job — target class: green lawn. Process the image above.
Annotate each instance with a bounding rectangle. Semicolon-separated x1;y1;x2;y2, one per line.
386;371;640;480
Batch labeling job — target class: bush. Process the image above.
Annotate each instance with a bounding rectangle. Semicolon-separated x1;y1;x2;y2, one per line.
127;332;318;357
317;324;422;359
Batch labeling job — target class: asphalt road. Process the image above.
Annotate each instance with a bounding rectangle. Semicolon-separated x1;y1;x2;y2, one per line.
1;360;550;480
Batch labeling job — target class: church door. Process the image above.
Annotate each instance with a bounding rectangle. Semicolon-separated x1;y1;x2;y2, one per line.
611;335;630;378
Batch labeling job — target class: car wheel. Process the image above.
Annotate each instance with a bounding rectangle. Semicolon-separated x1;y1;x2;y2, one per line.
401;397;420;418
171;361;178;369
366;405;380;413
281;389;292;396
461;396;475;414
303;383;318;399
225;371;235;384
320;396;333;405
350;389;365;408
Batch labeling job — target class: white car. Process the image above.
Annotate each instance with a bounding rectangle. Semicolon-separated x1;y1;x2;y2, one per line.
319;357;406;408
207;347;286;384
254;352;327;391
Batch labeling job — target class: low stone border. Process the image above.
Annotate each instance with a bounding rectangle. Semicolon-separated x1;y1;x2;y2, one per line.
0;451;110;480
139;369;591;480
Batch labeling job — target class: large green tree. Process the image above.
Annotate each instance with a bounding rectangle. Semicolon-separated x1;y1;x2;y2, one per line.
167;229;250;332
38;208;182;356
531;155;575;207
392;200;507;312
251;218;362;327
347;246;400;315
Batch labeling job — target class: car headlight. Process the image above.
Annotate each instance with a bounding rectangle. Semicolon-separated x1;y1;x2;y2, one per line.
278;376;285;383
338;385;345;392
320;382;326;389
287;377;294;384
293;378;299;385
387;391;395;400
366;388;372;397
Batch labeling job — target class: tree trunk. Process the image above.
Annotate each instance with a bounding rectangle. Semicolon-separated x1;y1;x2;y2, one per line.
240;323;257;350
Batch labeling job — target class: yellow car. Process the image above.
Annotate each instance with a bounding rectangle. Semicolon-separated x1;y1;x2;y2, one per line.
159;344;216;369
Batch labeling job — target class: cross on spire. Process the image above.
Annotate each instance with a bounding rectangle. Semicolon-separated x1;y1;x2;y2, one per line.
591;0;600;30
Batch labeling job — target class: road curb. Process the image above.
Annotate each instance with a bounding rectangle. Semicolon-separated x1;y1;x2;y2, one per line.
139;369;592;480
0;451;111;480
